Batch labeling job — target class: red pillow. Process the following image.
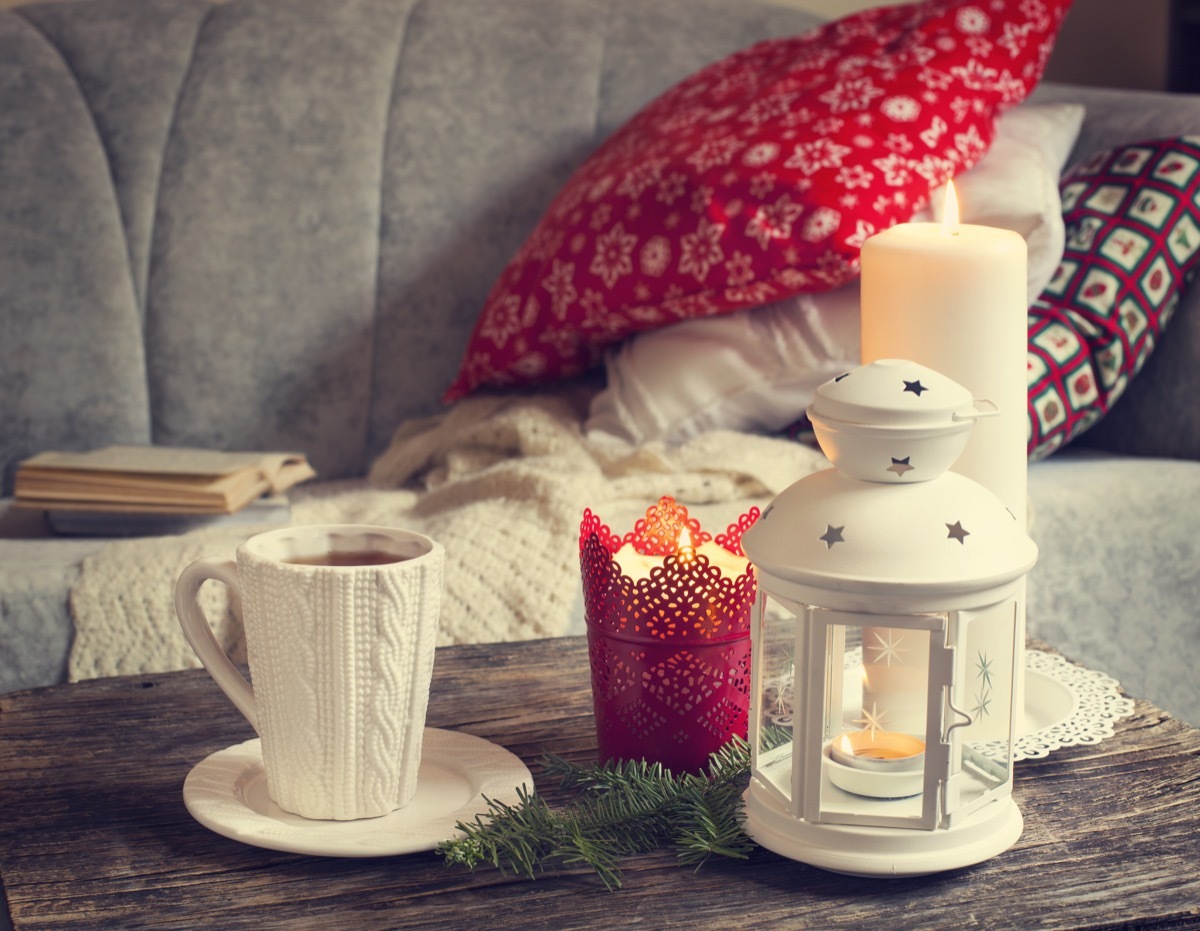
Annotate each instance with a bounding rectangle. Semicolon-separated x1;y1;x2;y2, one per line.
1027;137;1200;459
446;0;1071;400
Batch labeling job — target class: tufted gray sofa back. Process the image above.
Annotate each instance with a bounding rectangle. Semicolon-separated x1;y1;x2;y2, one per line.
0;0;820;490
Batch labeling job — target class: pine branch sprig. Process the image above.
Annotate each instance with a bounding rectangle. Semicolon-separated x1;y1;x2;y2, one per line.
437;737;758;891
672;780;754;868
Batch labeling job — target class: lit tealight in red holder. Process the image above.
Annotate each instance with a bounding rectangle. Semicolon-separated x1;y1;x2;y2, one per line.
579;496;758;773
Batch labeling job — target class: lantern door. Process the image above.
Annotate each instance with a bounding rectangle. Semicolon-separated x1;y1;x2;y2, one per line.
802;609;951;831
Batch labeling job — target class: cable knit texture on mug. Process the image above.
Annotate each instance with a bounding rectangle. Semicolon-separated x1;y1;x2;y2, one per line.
239;550;440;820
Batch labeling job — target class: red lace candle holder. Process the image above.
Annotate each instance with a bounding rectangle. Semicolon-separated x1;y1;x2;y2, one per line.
579;496;759;774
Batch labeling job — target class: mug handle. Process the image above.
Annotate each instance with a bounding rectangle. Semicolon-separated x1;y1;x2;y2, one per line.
174;557;259;734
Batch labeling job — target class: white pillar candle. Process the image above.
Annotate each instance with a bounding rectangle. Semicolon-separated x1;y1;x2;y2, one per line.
859;192;1027;530
859;189;1029;741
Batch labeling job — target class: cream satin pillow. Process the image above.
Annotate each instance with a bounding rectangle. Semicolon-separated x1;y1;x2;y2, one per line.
586;103;1086;446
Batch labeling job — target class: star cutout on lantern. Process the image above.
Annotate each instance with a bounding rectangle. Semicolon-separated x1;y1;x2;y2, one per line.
946;521;970;544
819;524;845;549
887;456;914;476
903;379;928;396
972;689;992;720
869;629;908;667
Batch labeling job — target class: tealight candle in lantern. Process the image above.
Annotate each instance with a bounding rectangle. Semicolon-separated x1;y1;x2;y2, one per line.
827;730;927;799
830;730;925;771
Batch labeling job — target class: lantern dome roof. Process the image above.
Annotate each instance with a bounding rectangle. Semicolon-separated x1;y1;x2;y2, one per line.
806;359;997;484
742;467;1036;598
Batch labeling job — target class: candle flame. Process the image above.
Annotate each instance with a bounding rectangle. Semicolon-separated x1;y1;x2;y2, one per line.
677;526;695;558
942;180;960;236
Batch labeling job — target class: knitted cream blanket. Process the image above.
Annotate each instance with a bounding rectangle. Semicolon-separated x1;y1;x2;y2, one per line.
67;390;827;681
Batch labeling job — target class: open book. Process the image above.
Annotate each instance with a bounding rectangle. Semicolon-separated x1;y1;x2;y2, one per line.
13;446;317;515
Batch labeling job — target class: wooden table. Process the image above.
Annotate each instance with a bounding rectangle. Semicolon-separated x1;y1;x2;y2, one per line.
1;637;1198;930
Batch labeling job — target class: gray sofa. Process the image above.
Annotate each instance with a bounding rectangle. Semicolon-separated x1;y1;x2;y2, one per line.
2;0;1198;727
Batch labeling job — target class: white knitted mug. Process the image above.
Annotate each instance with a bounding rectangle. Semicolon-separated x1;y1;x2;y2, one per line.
175;524;444;821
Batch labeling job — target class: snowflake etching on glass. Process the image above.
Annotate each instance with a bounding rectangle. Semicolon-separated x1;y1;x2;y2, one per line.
870;629;908;667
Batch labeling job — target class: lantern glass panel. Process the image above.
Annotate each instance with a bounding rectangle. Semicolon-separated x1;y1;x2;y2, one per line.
944;604;1018;822
752;595;798;806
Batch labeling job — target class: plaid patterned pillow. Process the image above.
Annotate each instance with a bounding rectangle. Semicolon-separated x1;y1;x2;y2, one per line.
1027;137;1200;460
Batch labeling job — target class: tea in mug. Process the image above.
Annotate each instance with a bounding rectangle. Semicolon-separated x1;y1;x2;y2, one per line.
284;550;410;567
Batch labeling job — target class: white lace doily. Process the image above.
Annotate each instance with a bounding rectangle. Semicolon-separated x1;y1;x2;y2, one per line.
1000;648;1136;762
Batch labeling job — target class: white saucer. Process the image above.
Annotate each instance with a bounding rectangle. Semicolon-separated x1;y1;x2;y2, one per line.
183;728;532;857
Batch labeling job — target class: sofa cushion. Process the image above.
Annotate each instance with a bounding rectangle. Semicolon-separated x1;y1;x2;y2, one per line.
1027;137;1200;459
446;0;1072;400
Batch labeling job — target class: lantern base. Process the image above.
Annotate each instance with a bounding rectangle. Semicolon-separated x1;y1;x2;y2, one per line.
744;777;1023;877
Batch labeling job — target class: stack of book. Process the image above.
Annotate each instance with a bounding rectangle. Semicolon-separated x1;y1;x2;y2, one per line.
13;446;316;536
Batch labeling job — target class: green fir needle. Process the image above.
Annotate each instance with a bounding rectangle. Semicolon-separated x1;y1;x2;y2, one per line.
437;735;780;891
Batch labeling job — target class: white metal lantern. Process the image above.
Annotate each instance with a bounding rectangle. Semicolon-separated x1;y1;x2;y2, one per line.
741;359;1037;877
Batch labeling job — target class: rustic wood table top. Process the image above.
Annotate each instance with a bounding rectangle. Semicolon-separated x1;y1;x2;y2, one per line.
1;636;1198;930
